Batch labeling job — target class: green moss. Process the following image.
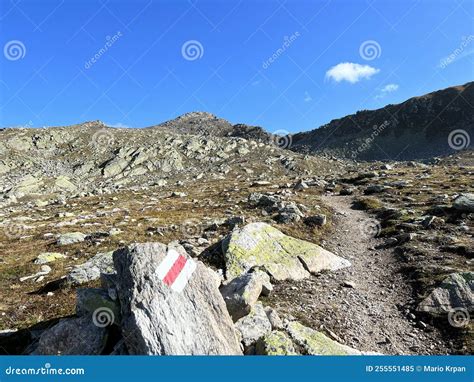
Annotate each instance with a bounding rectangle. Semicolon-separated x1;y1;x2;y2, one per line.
258;331;297;355
287;322;360;355
353;197;383;211
224;223;319;279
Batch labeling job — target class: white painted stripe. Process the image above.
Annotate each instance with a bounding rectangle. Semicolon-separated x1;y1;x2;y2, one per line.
155;249;180;280
171;258;197;293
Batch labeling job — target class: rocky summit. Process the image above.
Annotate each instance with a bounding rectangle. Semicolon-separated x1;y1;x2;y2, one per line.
0;102;473;356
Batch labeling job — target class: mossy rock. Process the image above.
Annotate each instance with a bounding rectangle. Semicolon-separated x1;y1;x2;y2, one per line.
222;222;350;281
256;330;298;355
286;322;365;355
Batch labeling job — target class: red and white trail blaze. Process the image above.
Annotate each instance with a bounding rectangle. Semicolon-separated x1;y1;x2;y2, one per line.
155;249;196;293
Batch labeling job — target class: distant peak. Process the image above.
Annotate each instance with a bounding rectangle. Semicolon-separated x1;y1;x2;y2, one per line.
79;120;107;128
175;111;218;121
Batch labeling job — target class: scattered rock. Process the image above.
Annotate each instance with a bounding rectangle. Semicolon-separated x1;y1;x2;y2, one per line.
304;214;327;227
67;251;114;285
33;315;108;355
34;252;67;264
220;271;271;321
235;302;272;354
56;232;87;246
453;193;474;213
417;272;474;315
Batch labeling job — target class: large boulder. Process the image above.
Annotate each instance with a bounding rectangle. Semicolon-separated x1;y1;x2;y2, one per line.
221;222;350;281
417;272;474;315
113;242;242;355
34;315;108;355
67;251;114;285
220;270;271;321
453;193;474;213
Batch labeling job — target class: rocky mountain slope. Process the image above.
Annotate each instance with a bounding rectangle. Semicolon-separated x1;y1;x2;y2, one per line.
0;110;472;356
290;82;474;160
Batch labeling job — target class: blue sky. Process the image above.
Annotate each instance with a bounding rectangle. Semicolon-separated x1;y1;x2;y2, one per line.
1;0;473;133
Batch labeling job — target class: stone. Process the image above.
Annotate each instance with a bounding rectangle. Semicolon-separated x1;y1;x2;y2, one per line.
34;315;108;355
340;187;355;196
286;322;366;355
54;176;77;192
67;251;114;285
364;184;390;194
453;193;474;213
221;222;350;281
220;270;271;321
113;242;241;355
235;302;272;354
256;330;297;355
56;232;87;246
34;252;67;264
76;288;120;324
417;272;474;315
264;306;283;330
304;214;327;227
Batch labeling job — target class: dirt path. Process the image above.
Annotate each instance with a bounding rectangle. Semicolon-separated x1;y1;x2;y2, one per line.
271;194;449;355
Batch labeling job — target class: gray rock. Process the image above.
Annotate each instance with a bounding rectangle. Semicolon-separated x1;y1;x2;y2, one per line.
264;306;283;330
67;251;114;285
417;272;474;315
304;214;327;227
453;193;474;213
220;271;271;321
113;242;241;355
76;288;120;324
222;222;350;281
34;315;108;355
56;232;87;246
235;302;272;354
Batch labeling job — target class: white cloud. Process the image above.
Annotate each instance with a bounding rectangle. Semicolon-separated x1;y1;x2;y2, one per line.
381;83;399;93
326;62;379;83
304;91;312;102
375;83;399;99
105;122;130;128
